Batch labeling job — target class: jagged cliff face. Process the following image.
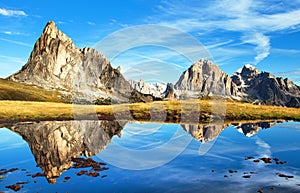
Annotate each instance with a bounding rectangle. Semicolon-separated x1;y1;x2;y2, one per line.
7;120;125;184
232;64;300;107
175;59;239;99
8;21;133;102
163;83;176;99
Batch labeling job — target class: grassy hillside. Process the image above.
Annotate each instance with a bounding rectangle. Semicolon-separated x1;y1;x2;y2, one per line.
0;78;63;102
0;99;299;124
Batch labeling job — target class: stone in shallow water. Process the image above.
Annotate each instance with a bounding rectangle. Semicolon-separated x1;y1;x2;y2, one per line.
16;182;28;185
5;184;22;192
0;168;18;175
63;176;71;182
228;169;237;173
244;156;255;160
276;173;294;179
260;157;272;163
32;172;47;178
86;172;99;177
242;175;251;178
76;170;87;176
276;161;287;165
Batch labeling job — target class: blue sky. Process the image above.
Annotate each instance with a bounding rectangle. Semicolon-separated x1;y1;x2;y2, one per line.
1;0;300;84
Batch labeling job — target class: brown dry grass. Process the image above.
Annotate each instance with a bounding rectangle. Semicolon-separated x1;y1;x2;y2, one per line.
0;78;63;102
0;99;299;124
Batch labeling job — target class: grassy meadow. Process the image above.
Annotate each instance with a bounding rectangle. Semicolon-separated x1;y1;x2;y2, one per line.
0;99;299;124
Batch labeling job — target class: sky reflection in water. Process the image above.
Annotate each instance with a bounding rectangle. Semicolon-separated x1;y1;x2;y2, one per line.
0;121;300;193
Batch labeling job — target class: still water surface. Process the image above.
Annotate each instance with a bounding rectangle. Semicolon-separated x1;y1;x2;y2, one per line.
0;120;300;192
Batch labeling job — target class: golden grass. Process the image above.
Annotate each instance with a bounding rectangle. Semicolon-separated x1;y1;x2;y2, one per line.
0;99;299;124
0;78;63;102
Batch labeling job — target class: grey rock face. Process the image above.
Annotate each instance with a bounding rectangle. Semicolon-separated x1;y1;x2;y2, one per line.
163;83;176;99
7;120;125;184
231;64;259;91
175;59;239;99
7;21;135;103
232;64;300;107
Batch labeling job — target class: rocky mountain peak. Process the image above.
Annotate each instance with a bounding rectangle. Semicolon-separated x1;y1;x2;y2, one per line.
175;59;239;98
240;64;259;80
40;21;74;48
43;21;58;34
163;83;176;99
8;21;155;103
232;64;300;107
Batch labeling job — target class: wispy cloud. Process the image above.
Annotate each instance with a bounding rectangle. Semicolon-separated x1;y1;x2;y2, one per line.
205;40;234;49
241;33;270;64
0;54;26;64
277;69;300;76
94;24;211;81
0;8;27;17
87;21;96;26
272;48;300;55
1;31;21;35
0;37;32;47
151;0;300;65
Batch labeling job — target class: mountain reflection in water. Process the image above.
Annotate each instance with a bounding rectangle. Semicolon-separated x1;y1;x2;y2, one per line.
4;120;125;183
2;120;280;184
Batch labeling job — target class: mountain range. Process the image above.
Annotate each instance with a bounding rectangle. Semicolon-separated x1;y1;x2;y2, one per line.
6;21;300;107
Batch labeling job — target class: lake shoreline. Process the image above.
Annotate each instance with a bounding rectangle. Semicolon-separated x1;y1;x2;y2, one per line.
0;99;299;125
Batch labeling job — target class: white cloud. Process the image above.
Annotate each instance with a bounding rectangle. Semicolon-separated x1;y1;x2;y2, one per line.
1;31;21;35
205;40;234;49
152;0;300;65
0;54;26;64
96;25;212;82
276;69;300;77
0;8;27;17
241;33;270;64
87;21;96;26
272;48;300;55
0;37;32;47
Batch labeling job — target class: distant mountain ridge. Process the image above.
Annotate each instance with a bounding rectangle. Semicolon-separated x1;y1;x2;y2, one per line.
6;21;300;107
232;64;300;107
129;79;166;98
132;61;300;107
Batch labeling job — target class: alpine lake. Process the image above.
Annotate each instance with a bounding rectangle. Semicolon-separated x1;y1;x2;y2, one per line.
1;119;300;193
